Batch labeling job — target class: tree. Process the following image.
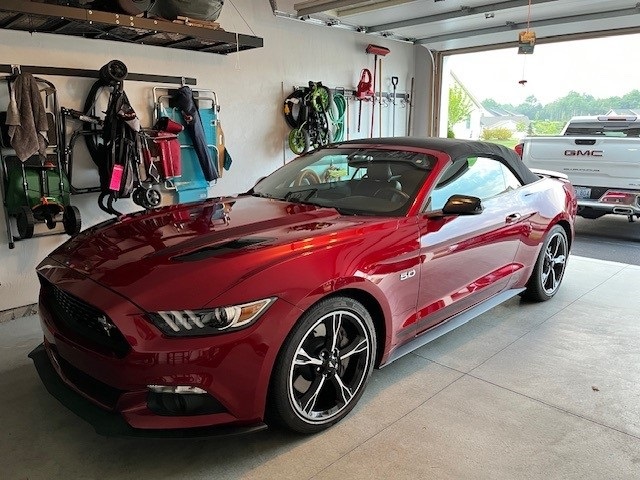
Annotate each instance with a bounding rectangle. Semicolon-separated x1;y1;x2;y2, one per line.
448;84;474;130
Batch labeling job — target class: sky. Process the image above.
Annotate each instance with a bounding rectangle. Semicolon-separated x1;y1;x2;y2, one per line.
446;33;640;106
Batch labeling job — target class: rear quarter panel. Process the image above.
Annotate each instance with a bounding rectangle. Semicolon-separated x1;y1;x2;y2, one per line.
509;176;576;289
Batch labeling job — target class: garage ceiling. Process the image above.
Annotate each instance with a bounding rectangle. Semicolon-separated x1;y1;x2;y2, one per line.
286;0;640;51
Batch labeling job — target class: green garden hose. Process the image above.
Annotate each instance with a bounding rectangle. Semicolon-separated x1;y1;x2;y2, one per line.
329;92;347;142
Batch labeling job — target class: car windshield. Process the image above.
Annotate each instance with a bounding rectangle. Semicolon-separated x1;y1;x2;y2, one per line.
252;148;435;216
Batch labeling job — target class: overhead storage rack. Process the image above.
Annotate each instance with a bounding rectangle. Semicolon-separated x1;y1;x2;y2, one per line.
0;0;263;55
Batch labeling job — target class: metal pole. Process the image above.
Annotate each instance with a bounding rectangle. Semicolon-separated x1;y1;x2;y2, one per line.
391;76;398;136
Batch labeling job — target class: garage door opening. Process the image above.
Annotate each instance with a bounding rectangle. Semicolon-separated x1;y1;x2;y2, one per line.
439;32;640;148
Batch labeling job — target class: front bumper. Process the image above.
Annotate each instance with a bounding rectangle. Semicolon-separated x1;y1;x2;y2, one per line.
29;343;267;438
32;260;303;436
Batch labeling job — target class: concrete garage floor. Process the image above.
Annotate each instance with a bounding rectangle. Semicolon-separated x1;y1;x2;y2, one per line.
1;256;639;479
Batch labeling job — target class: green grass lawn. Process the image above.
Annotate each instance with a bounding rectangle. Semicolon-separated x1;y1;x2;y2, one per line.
485;138;520;149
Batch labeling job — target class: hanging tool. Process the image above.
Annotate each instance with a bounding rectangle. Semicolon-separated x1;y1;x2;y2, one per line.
378;59;383;137
390;76;398;136
366;44;390;138
407;76;414;136
355;68;374;133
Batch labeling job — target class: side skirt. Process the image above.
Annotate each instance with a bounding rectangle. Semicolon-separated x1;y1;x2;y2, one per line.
381;288;525;367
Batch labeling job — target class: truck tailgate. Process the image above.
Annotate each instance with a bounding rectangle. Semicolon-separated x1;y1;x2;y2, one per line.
522;136;640;190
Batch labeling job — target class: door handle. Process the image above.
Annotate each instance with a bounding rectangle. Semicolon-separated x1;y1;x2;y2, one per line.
505;213;521;224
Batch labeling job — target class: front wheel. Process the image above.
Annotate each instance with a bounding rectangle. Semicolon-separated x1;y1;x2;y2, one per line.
63;205;82;236
17;206;35;239
269;296;376;433
523;225;569;301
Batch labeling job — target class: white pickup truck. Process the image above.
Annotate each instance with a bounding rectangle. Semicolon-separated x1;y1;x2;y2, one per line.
518;115;640;221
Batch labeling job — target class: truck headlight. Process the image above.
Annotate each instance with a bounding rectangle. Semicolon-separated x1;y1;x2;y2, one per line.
147;298;275;336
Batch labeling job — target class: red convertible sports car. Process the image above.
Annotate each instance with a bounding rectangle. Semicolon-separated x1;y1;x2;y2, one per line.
30;137;577;436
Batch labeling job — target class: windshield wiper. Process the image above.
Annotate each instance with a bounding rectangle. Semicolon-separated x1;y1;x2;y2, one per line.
284;188;318;203
251;191;276;199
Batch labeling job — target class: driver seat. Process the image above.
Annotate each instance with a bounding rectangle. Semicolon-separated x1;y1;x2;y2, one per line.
353;163;402;197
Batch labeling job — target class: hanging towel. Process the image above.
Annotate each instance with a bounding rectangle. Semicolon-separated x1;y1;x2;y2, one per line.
6;73;48;162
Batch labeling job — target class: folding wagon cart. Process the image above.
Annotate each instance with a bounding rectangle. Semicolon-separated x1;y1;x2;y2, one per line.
0;73;80;249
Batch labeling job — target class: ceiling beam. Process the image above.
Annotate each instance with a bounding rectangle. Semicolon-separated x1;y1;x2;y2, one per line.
294;0;371;17
367;0;558;33
336;0;416;17
415;4;640;45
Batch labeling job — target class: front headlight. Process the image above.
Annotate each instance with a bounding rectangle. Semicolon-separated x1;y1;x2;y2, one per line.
147;298;275;337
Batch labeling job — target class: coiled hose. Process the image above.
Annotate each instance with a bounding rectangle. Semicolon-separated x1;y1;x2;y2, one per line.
329;92;347;142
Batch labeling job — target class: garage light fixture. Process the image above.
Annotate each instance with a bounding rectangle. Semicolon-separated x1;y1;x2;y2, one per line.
518;0;535;54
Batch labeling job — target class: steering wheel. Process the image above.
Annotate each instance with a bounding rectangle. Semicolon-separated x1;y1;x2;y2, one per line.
373;187;410;202
294;169;321;186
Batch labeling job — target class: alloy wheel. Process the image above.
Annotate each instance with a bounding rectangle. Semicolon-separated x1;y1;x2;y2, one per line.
288;309;372;424
541;230;568;296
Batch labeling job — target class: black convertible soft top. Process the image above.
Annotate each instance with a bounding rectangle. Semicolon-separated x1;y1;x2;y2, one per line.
336;136;540;185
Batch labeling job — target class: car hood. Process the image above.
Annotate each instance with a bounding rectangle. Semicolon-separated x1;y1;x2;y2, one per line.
47;195;366;310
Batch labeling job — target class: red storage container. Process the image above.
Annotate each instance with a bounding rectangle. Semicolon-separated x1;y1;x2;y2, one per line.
151;132;181;179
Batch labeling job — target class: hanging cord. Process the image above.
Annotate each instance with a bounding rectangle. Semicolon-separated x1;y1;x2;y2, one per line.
227;0;257;36
329;92;347;142
227;0;256;70
526;0;532;31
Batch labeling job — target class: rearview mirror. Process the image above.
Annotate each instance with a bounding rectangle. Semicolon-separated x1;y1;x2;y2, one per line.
442;195;483;215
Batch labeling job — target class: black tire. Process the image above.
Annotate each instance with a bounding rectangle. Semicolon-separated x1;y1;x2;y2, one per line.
289;128;310;155
283;90;306;129
17;206;35;239
132;187;145;206
142;187;162;208
522;225;569;302
63;205;82;236
269;296;376;434
99;60;128;84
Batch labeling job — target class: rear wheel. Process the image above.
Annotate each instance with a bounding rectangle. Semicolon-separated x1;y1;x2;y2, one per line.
523;225;568;301
269;296;376;433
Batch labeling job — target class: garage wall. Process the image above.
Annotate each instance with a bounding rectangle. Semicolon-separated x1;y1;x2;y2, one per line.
0;0;425;314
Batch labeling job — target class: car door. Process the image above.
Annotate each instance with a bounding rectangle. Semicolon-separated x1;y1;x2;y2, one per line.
414;155;528;335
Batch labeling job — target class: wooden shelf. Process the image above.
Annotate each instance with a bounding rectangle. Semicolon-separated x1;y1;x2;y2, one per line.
0;0;263;55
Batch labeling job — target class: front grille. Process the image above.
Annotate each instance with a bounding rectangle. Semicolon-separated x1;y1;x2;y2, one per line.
51;345;124;410
40;278;130;358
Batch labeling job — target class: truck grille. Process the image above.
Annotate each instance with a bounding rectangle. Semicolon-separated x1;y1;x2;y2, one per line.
40;279;130;358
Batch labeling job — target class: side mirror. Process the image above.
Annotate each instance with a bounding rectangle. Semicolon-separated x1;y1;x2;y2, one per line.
442;195;483;215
